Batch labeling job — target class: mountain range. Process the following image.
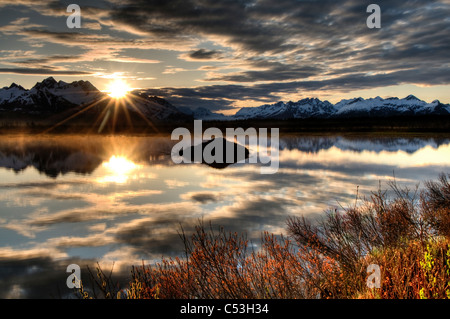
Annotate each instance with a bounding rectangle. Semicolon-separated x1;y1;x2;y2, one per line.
0;77;102;112
0;77;190;128
181;96;450;120
1;78;449;126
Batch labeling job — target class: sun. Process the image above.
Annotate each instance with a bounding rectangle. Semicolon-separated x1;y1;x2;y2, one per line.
106;79;131;99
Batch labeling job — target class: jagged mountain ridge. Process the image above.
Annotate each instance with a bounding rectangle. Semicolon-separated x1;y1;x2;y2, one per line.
0;77;102;112
1;78;449;122
334;95;450;118
0;77;191;123
226;95;450;120
233;98;337;120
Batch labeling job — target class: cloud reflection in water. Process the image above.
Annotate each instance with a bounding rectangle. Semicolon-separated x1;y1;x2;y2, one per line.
0;134;449;298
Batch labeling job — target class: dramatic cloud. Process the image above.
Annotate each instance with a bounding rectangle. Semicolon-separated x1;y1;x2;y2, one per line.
0;68;93;75
0;0;448;109
183;49;223;61
145;66;450;111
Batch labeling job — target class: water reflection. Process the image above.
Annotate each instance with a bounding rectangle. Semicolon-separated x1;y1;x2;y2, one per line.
0;134;449;298
99;156;142;184
1;135;448;176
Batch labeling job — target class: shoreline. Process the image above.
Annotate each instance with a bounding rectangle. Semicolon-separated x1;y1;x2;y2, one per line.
1;115;450;136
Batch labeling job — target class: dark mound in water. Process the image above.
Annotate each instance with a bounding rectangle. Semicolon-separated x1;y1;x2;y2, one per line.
179;137;250;169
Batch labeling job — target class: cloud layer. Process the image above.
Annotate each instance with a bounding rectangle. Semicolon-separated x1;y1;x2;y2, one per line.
0;1;449;109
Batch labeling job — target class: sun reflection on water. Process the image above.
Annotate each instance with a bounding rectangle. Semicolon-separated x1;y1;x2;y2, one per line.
97;155;141;184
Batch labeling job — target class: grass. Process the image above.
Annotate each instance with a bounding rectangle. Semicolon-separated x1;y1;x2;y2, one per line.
75;173;450;299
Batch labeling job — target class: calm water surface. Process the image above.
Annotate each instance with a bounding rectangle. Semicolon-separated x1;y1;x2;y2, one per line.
0;134;449;298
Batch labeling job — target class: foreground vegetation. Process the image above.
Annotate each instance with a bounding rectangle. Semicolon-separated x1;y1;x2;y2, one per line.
78;174;450;299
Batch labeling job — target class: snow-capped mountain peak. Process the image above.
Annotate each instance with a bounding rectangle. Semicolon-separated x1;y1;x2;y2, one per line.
0;78;192;125
233;98;336;120
405;94;421;101
0;82;30;105
0;77;105;112
29;77;102;105
33;76;58;90
1;77;449;122
181;95;449;121
334;95;449;117
8;83;25;90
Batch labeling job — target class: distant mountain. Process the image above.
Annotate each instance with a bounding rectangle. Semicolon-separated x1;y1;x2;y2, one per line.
234;98;336;120
334;95;450;118
179;106;230;121
189;96;450;121
0;77;191;128
122;91;190;122
1;78;449;126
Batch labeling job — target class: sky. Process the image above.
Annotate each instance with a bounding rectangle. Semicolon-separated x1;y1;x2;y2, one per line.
0;0;449;114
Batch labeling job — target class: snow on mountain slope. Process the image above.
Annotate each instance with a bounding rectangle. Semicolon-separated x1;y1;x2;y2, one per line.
227;96;450;120
0;77;103;112
0;78;190;123
335;95;450;117
233;98;336;120
2;77;449;121
0;83;32;106
290;98;336;118
32;77;102;105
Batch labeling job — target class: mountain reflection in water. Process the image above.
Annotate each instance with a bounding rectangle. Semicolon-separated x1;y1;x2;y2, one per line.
0;135;449;177
0;134;450;298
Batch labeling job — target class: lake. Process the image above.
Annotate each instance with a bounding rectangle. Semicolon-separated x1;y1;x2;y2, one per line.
1;133;450;298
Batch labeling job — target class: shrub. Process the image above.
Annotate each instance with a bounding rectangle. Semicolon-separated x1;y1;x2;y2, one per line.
128;223;311;299
287;174;450;299
76;173;450;299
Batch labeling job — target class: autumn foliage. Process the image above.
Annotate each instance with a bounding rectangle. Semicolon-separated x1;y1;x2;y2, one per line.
80;173;450;299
